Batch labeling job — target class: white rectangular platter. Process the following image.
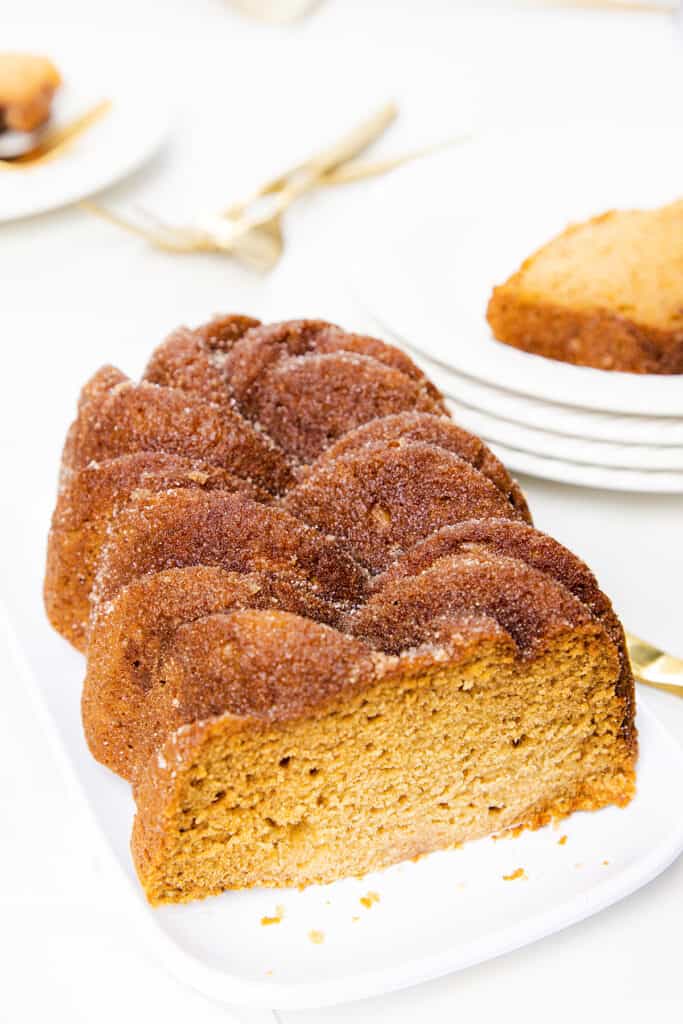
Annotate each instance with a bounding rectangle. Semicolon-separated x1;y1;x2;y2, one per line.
4;521;683;1010
3;315;683;1011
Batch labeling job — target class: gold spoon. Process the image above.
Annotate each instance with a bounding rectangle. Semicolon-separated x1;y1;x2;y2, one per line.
626;633;683;697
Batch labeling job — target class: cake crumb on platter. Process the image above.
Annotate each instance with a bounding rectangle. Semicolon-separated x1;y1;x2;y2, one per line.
309;929;325;944
261;904;285;925
360;891;380;908
503;867;527;881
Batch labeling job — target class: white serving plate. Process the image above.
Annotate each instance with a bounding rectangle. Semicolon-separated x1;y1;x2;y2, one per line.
481;438;683;495
412;357;683;448
0;43;169;222
4;518;683;1009
447;402;683;476
351;119;683;417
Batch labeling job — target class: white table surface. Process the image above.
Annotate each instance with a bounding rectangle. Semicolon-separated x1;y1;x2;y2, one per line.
2;1;682;1020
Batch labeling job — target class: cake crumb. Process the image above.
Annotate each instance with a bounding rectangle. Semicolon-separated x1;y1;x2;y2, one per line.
265;970;273;976
493;825;523;841
261;904;285;926
308;929;325;944
602;859;609;866
360;890;380;908
352;915;360;922
503;867;527;881
557;835;567;846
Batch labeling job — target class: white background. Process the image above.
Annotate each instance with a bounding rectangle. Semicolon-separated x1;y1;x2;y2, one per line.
1;1;682;1021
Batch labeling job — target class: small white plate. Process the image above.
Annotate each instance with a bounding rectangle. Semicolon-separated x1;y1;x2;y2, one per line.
0;56;169;222
351;120;683;417
4;562;683;1008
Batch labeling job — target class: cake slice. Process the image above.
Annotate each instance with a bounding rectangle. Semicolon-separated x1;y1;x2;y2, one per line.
487;200;683;373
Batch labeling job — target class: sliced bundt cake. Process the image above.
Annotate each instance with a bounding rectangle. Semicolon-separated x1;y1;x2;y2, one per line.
44;315;637;904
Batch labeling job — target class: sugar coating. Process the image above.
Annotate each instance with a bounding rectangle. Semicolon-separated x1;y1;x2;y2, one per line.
243;352;442;461
142;314;260;406
308;412;531;520
93;488;368;609
225;319;444;409
282;441;526;572
62;373;294;495
349;550;592;654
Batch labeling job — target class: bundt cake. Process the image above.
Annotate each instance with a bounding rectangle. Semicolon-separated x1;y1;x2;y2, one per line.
487;200;683;374
44;314;637;904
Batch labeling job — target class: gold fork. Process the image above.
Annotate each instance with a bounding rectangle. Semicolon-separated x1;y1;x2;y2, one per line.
81;116;469;269
81;101;400;270
626;633;683;697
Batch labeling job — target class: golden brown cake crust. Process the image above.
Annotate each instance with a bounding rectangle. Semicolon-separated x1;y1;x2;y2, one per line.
225;319;445;408
83;569;345;779
142;315;261;405
371;519;635;747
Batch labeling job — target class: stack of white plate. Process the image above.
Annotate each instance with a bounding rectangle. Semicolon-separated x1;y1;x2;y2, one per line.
351;121;683;493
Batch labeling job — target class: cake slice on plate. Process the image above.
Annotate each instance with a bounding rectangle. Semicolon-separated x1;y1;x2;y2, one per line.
487;200;683;374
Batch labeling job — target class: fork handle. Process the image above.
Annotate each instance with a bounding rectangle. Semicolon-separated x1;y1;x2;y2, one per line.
626;632;683;697
223;101;398;218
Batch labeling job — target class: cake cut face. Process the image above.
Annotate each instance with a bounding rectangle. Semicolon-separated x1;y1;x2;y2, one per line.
131;606;632;903
43;315;637;904
487;200;683;374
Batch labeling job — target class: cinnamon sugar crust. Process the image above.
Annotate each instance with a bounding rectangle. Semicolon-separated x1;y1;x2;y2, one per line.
282;441;526;572
225;319;444;410
94;489;367;609
309;412;531;521
242;351;443;461
142;315;261;405
349;550;594;654
44;452;267;651
61;372;294;494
